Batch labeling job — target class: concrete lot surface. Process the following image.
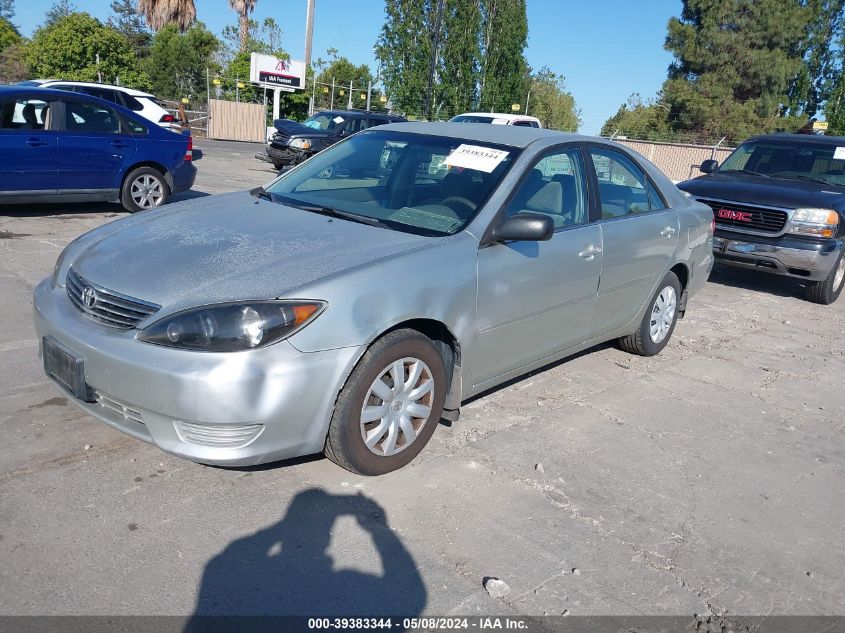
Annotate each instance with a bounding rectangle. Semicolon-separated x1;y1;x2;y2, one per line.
0;140;843;624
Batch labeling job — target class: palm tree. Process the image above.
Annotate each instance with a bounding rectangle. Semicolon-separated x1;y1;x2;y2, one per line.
137;0;196;31
229;0;257;52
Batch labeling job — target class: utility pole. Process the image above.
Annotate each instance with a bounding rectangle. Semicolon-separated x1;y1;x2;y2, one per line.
330;77;335;110
304;0;315;116
423;0;445;120
366;80;372;112
347;80;353;109
96;54;102;83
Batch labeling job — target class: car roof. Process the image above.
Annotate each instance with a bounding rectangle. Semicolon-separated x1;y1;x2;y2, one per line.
375;121;589;148
19;79;155;98
452;112;541;122
319;109;401;118
745;133;845;145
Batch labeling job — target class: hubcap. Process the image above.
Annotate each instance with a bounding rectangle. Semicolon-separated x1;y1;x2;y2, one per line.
360;357;434;457
130;174;164;209
649;286;677;344
834;256;845;291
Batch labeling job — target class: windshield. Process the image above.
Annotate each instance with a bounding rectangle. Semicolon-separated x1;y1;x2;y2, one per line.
264;130;519;236
301;112;345;131
450;115;497;124
719;140;845;187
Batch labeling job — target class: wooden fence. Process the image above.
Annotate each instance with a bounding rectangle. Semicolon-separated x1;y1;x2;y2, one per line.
207;99;265;143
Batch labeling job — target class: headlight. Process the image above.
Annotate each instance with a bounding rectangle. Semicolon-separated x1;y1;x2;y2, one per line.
290;138;313;150
790;208;839;238
137;300;325;352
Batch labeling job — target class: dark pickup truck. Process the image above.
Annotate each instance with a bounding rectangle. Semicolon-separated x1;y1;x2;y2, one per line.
678;134;845;304
257;110;406;170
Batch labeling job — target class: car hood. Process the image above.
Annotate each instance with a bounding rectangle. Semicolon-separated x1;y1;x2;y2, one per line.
70;192;433;311
678;172;845;210
272;118;331;138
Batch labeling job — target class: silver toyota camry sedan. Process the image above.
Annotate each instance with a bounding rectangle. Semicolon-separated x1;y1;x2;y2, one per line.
34;123;714;475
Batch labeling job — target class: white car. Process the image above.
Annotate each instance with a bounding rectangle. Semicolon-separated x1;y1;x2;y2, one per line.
449;112;543;128
18;80;181;131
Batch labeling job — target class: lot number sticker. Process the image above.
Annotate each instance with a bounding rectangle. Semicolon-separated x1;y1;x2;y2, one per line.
443;144;509;173
834;147;845;160
333;116;344;124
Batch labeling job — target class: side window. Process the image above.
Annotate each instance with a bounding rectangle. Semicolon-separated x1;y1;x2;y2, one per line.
512;120;532;127
119;93;145;111
647;180;667;211
504;147;588;228
63;101;121;134
590;148;651;218
0;98;49;130
123;114;147;135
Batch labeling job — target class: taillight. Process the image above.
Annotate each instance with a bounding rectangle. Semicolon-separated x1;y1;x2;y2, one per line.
184;135;192;161
160;114;175;123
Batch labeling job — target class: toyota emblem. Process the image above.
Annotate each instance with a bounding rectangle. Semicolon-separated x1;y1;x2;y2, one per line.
81;286;98;309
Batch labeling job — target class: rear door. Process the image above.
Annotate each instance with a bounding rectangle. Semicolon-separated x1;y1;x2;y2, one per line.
586;146;679;337
0;95;58;195
55;98;137;193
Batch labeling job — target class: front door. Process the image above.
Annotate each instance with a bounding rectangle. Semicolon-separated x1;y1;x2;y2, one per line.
586;146;680;336
0;96;58;195
474;145;602;386
55;99;136;192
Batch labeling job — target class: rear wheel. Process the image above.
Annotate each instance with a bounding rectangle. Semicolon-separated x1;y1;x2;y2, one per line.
618;271;681;356
325;329;447;475
806;252;845;305
120;167;169;213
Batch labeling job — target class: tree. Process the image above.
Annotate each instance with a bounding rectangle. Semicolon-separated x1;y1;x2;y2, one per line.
314;56;375;109
44;0;77;27
138;0;195;31
108;0;152;60
28;12;149;87
144;21;218;100
228;0;256;52
0;15;27;83
220;15;282;64
600;93;672;139
786;0;845;117
0;0;14;21
376;0;433;115
527;67;580;131
660;0;812;143
478;0;529;113
824;31;845;133
0;14;19;50
437;0;481;117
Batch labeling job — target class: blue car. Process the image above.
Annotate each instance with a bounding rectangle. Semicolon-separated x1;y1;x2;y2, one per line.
0;86;196;213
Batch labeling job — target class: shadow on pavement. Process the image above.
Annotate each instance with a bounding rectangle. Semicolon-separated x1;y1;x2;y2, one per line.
707;263;807;300
184;488;427;625
0;191;212;219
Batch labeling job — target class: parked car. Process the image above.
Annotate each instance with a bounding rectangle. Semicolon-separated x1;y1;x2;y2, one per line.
257;110;407;170
0;86;195;213
35;123;712;474
450;112;543;128
678;134;845;304
18;80;181;131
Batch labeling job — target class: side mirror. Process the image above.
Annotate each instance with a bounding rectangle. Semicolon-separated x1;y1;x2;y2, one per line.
699;159;719;174
493;213;554;243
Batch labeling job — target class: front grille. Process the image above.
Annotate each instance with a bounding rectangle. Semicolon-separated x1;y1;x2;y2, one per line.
698;198;789;234
96;392;144;425
66;267;160;329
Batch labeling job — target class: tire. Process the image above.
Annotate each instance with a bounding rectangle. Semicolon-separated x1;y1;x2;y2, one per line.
271;161;285;170
618;271;682;357
325;329;448;476
806;251;845;305
120;166;169;213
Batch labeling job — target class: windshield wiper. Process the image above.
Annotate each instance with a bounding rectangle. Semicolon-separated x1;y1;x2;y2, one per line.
733;168;771;178
779;174;830;185
286;201;388;228
249;185;272;201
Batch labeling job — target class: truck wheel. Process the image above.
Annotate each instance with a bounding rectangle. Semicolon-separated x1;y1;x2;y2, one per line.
618;271;681;356
806;252;845;305
271;161;284;170
120;167;169;213
324;329;447;476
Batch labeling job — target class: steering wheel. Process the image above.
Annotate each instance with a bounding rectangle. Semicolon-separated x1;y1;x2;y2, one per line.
441;196;476;216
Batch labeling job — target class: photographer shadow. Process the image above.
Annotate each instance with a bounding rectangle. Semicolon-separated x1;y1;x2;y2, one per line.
185;488;427;629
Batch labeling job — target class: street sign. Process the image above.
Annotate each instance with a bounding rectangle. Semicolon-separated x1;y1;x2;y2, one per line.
511;103;520;111
249;52;306;90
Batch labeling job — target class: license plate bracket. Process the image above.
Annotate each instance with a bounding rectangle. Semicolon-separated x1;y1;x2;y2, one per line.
42;336;94;402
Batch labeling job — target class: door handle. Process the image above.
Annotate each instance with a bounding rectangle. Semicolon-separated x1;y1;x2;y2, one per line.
660;226;677;237
578;244;602;260
111;140;130;148
26;138;49;147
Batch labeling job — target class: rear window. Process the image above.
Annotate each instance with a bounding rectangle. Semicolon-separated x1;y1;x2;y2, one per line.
122;94;146;111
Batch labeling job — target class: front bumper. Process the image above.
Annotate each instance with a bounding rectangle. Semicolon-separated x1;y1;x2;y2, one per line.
712;230;843;281
33;279;359;466
255;145;309;167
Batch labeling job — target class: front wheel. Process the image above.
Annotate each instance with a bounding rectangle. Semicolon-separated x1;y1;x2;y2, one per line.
120;167;169;213
806;252;845;305
325;329;447;475
618;271;682;356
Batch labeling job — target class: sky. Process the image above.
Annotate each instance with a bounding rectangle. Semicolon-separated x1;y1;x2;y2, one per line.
11;0;681;134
